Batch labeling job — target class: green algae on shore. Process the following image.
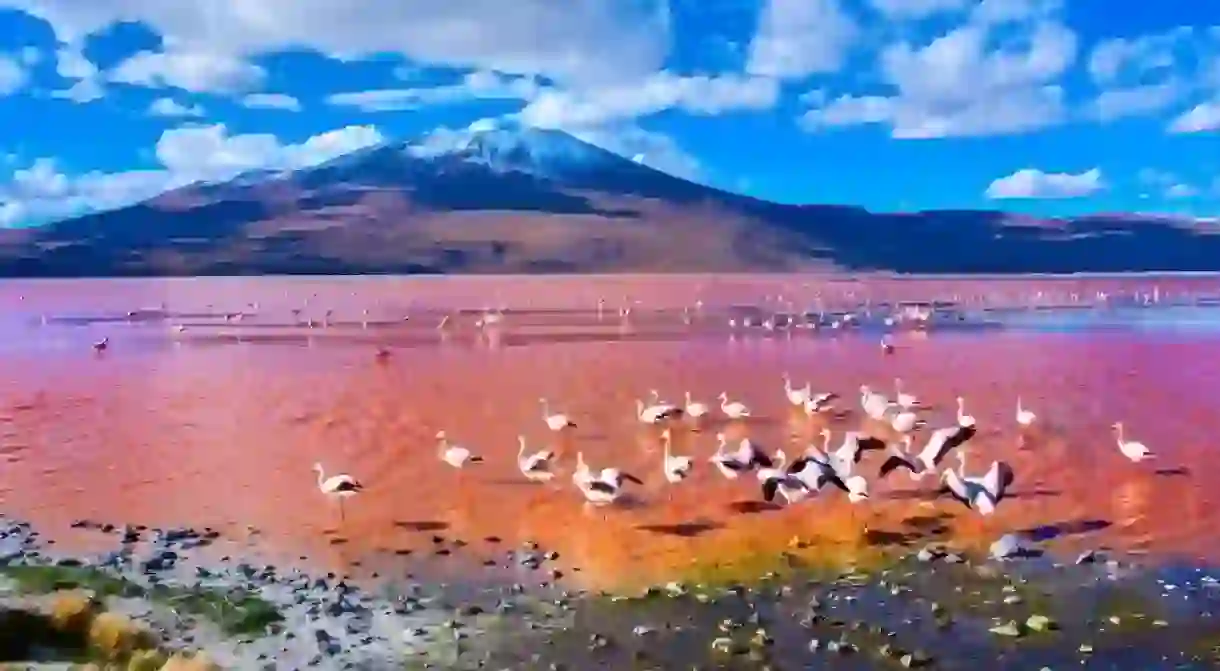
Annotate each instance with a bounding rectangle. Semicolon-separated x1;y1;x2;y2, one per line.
0;565;283;636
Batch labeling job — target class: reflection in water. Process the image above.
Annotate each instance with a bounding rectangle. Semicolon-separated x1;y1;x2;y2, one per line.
2;277;1220;590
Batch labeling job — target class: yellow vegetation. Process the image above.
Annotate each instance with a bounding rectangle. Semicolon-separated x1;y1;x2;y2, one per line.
159;652;222;671
48;589;102;635
86;611;157;661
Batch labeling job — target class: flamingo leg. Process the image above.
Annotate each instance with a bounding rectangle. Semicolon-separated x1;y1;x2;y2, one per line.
338;496;346;523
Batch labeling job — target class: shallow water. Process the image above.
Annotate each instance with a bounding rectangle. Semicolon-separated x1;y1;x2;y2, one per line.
2;275;1220;594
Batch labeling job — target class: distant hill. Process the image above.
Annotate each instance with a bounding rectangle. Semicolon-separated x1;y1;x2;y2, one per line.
2;127;1219;276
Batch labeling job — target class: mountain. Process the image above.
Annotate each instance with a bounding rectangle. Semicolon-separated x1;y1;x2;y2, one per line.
2;127;1219;276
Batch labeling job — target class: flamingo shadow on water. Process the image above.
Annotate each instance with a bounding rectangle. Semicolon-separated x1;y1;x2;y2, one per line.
635;520;723;537
728;500;783;514
1154;466;1190;477
1018;518;1112;542
393;520;449;532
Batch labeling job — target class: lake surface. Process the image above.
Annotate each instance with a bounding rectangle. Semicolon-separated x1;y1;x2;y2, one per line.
2;274;1220;591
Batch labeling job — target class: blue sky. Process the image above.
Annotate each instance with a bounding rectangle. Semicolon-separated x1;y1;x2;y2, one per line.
0;0;1217;227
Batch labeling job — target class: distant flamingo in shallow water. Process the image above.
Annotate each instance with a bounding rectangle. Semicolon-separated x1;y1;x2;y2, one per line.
516;435;554;482
1112;422;1153;462
313;462;363;522
436;431;483;468
1016;397;1036;427
539;398;577;431
718;392;750;419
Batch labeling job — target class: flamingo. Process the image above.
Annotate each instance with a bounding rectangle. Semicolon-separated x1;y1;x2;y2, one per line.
539;398;577;431
718;392;751;419
894;378;919;409
859;386;890;420
313;463;363;522
436;431;483;468
517;435;555;482
573;452;642;505
92;337;109;353
757;450;809;503
783;374;811;406
880;336;894;354
637;398;682;424
940;449;1014;515
1112;422;1153;462
660;429;693;487
888;407;923;434
916;423;976;472
955;396;977;428
803;391;838;415
683;391;709;426
878;435;926;480
1016;397;1036;427
709;433;770;479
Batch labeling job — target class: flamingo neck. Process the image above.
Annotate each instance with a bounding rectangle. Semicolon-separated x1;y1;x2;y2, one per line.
685;391;692;405
315;468;326;487
517;439;526;459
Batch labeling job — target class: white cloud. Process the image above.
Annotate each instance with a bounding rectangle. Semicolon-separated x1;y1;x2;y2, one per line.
1082;27;1209;123
241;93;301;111
1088;28;1190;85
1139;168;1201;199
517;72;779;128
866;0;970;20
1087;81;1184;121
985;167;1104;199
1168;99;1220;133
0;123;382;226
50;45;103;102
802;17;1076;138
0;55;26;96
327;71;541;112
0;0;671;87
746;0;858;79
108;50;266;94
148;97;204;118
1166;183;1198;199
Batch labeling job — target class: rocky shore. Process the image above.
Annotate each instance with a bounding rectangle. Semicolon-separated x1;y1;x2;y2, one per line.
3;514;1220;669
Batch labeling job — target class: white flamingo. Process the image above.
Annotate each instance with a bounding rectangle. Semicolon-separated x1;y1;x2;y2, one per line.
783;374;811;406
683;391;709;425
916;423;974;472
539;398;577;431
517;435;554;482
1112;422;1153;462
894;378;919;409
1016;397;1036;427
573;452;641;505
878;435;925;480
709;433;768;479
803;391;838;415
637;398;681;424
92;337;109;352
888;407;923;434
313;462;363;521
940;449;1013;515
955;396;977;428
718;392;751;419
758;450;809;503
660;429;693;486
859;386;890;420
436;431;483;468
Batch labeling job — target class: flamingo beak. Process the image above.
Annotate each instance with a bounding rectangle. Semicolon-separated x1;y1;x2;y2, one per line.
622;473;644;485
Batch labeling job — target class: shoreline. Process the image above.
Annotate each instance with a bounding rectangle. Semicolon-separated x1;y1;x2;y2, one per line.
3;514;1220;669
